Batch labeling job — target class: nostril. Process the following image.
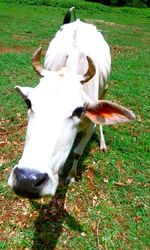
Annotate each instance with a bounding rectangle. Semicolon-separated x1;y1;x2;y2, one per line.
12;168;49;198
13;167;48;190
34;174;48;187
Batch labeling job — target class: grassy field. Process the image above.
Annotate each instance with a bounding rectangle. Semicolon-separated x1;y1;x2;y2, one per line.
0;1;150;249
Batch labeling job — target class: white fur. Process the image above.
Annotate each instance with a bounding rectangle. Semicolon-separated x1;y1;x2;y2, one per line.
8;20;111;196
45;20;111;98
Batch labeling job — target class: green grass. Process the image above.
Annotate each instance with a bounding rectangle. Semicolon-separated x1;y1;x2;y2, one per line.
0;1;150;249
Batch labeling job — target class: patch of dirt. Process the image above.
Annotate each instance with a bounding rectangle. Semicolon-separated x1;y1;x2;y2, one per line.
111;45;137;58
0;195;39;242
111;45;124;57
85;19;127;29
0;45;33;54
84;166;97;190
0;44;47;54
0;116;27;168
13;34;30;41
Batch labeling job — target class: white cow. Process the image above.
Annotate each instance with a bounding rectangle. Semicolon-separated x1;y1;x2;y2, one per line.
8;19;135;198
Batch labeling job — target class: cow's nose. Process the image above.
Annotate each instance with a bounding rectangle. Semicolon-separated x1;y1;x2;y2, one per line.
13;167;48;198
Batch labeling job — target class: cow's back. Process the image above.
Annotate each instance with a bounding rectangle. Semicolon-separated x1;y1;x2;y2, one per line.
44;20;111;100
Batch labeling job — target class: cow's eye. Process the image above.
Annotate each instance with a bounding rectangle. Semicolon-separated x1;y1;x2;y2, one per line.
25;98;32;109
72;107;85;118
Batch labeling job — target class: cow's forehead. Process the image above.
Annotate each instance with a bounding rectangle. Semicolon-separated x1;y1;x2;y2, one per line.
29;72;84;109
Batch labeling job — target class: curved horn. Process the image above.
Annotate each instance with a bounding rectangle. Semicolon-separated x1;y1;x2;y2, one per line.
80;56;96;84
32;47;44;77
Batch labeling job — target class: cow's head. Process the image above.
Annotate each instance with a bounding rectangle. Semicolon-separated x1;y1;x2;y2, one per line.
8;48;135;198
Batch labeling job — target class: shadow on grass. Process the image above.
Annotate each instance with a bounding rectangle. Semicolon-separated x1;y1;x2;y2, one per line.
31;180;82;249
31;133;99;249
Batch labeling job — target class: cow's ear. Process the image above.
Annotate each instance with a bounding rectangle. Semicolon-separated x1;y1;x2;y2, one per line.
85;100;135;125
15;86;33;99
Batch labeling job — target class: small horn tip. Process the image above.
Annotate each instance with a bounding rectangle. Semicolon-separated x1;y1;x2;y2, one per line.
70;6;75;11
32;47;42;59
37;47;42;52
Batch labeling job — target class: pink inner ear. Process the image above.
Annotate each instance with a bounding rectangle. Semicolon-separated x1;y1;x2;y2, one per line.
85;101;135;125
87;103;125;116
86;110;131;125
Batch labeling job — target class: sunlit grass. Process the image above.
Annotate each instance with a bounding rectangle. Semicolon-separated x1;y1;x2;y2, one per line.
0;1;150;249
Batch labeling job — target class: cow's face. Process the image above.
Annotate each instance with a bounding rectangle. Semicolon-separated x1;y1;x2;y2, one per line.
8;49;96;198
8;48;135;198
8;75;88;198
